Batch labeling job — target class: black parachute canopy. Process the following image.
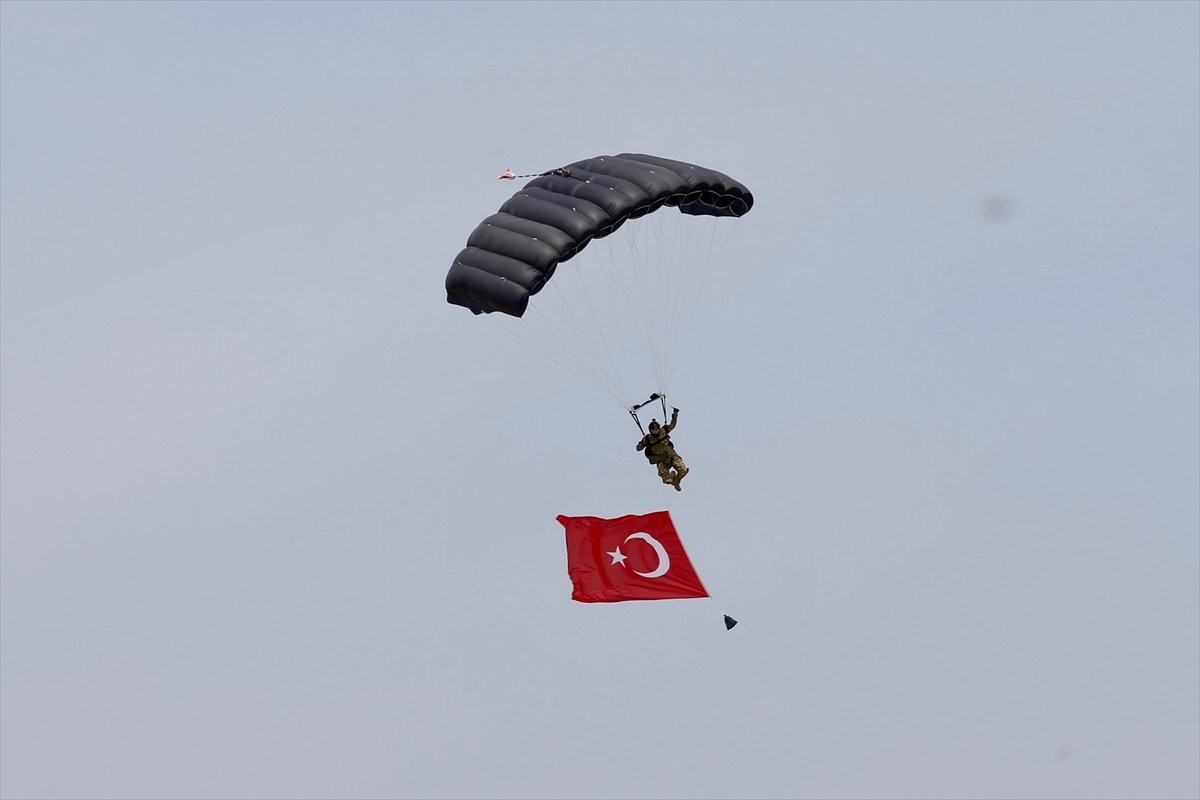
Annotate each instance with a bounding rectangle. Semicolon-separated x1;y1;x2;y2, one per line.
445;153;754;317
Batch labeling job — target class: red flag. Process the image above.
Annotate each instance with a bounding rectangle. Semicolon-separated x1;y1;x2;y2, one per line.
557;511;709;603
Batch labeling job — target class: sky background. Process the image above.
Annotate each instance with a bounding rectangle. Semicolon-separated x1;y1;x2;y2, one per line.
2;2;1198;799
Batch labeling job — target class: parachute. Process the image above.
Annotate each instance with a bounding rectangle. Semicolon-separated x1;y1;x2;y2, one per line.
445;154;753;317
444;153;753;412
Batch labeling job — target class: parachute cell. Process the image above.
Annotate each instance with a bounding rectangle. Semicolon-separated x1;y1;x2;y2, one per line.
445;154;754;317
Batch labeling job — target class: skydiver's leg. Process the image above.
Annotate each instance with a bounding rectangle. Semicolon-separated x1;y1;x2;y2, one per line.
657;463;674;485
673;456;688;487
672;455;691;482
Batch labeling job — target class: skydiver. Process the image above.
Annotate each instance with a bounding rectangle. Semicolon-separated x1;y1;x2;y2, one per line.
636;407;689;491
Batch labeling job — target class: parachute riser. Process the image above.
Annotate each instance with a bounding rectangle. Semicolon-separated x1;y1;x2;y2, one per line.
628;391;668;434
630;410;645;436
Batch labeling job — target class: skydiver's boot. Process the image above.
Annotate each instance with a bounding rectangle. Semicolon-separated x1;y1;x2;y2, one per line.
675;466;688;487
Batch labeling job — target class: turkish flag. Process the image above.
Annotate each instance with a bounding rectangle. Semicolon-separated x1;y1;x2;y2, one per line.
558;511;710;603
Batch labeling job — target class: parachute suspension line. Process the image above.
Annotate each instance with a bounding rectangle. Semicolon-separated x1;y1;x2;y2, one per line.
663;211;710;396
661;214;709;389
538;276;629;406
660;211;691;393
654;213;684;395
659;215;710;392
649;211;693;398
621;225;652;385
602;234;646;407
663;218;738;390
494;321;619;402
508;272;631;409
612;227;654;391
624;222;669;394
625;210;690;399
624;221;662;398
486;209;741;415
602;233;635;404
600;221;665;405
562;253;633;406
494;312;625;408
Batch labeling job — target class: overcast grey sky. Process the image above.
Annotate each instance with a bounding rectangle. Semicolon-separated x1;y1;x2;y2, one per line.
2;2;1198;799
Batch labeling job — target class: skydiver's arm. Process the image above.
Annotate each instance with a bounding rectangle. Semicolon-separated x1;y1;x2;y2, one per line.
664;409;679;433
636;437;647;451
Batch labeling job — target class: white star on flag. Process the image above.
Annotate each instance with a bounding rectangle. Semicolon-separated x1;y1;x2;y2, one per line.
607;546;628;567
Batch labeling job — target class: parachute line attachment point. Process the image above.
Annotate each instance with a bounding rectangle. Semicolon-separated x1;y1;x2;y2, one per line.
498;166;572;180
628;392;667;434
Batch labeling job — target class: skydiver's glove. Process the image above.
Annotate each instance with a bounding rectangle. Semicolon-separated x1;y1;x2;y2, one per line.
672;407;679;414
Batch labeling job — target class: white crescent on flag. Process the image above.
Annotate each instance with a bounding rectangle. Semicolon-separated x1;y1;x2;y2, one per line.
624;532;670;578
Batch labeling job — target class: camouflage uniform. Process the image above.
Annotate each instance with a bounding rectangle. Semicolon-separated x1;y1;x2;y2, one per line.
636;408;689;490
